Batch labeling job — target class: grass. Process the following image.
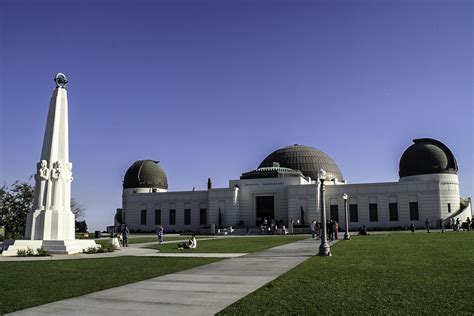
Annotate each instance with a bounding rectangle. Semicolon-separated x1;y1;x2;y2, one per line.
0;256;219;314
146;235;308;253
219;232;474;315
128;236;190;244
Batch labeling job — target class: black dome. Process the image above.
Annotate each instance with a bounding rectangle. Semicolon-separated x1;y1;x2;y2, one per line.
123;160;168;189
399;138;458;178
258;145;344;181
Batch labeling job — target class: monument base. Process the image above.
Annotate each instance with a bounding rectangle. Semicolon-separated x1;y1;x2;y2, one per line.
1;239;97;256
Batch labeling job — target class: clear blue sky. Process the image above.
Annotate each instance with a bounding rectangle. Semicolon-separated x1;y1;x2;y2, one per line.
1;0;472;231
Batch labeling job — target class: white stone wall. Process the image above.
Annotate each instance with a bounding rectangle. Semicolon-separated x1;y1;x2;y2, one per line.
121;174;465;232
122;190;208;232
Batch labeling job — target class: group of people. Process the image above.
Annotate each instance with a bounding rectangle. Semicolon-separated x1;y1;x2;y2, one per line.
259;217;286;235
309;220;339;241
449;217;472;232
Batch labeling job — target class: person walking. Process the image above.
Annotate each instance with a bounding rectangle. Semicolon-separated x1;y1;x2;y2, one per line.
328;220;334;241
334;221;339;240
122;225;130;247
467;217;471;232
425;218;431;233
310;220;316;238
157;225;164;244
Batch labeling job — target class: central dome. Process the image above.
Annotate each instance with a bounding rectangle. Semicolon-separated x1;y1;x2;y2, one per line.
258;144;344;181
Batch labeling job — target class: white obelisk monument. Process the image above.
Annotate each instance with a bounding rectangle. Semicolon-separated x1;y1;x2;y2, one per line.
2;73;96;255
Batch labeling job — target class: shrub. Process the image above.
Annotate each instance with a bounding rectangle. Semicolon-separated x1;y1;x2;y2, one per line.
96;241;117;252
17;247;36;256
36;248;50;256
83;241;117;254
83;246;98;254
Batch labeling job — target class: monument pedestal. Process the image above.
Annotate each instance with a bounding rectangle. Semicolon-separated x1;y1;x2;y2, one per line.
1;239;97;256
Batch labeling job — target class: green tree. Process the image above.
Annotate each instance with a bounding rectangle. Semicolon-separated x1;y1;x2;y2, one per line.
0;182;34;238
0;181;87;237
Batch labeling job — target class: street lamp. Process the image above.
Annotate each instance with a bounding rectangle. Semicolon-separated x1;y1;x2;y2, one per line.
343;193;351;240
318;168;331;256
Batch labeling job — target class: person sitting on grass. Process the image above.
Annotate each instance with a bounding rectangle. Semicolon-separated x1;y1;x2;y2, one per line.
178;234;197;249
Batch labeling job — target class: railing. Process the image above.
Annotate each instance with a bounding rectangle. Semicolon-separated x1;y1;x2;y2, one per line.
441;197;472;227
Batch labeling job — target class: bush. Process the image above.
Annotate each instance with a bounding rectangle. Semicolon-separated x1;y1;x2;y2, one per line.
97;241;117;252
83;246;98;254
36;248;50;256
17;249;28;257
83;241;117;254
16;247;50;257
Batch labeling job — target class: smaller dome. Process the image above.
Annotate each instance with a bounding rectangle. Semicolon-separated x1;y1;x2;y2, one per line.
399;138;458;178
123;160;168;189
241;165;304;180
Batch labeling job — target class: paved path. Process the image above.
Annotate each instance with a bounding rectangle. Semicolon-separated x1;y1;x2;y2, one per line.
9;237;339;316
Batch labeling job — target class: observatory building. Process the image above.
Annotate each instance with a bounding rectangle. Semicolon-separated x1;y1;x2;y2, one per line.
120;138;472;232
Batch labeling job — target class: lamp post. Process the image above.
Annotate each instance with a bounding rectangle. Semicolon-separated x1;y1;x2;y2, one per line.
343;193;351;240
318;169;331;256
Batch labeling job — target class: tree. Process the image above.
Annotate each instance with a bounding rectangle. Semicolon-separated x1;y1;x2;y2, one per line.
0;182;34;238
0;181;87;237
71;197;85;220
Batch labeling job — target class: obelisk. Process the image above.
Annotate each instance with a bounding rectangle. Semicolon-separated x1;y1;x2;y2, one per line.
25;73;75;240
2;74;96;255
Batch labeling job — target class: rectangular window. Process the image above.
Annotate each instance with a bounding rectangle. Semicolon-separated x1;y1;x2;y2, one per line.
349;204;358;222
140;209;147;225
200;208;207;225
389;203;398;221
169;209;176;225
409;202;419;221
154;209;161;225
184;209;191;225
447;203;451;213
330;205;339;222
369;204;378;222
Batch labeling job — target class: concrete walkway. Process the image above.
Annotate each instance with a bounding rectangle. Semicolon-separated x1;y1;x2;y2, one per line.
9;237;339;316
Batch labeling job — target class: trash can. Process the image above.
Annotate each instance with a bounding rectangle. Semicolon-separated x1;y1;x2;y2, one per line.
95;230;101;239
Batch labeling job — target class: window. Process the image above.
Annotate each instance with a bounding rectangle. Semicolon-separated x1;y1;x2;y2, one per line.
154;209;161;225
184;209;191;225
140;210;147;225
447;203;451;213
389;203;398;221
200;208;207;225
349;204;358;222
369;204;378;222
330;205;339;222
169;209;176;225
409;202;419;221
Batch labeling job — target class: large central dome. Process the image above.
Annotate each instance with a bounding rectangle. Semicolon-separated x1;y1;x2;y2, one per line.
258;144;344;181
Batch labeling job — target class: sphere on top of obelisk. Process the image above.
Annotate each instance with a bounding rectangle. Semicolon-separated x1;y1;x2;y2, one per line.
54;73;68;88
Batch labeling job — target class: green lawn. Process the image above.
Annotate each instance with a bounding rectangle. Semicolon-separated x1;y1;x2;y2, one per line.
146;235;308;253
219;233;474;315
0;256;219;314
128;236;190;244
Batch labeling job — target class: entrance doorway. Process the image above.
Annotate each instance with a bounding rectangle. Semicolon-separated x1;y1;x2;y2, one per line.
256;196;274;226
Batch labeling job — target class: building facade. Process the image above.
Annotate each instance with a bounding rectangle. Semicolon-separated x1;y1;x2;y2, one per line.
120;138;472;232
